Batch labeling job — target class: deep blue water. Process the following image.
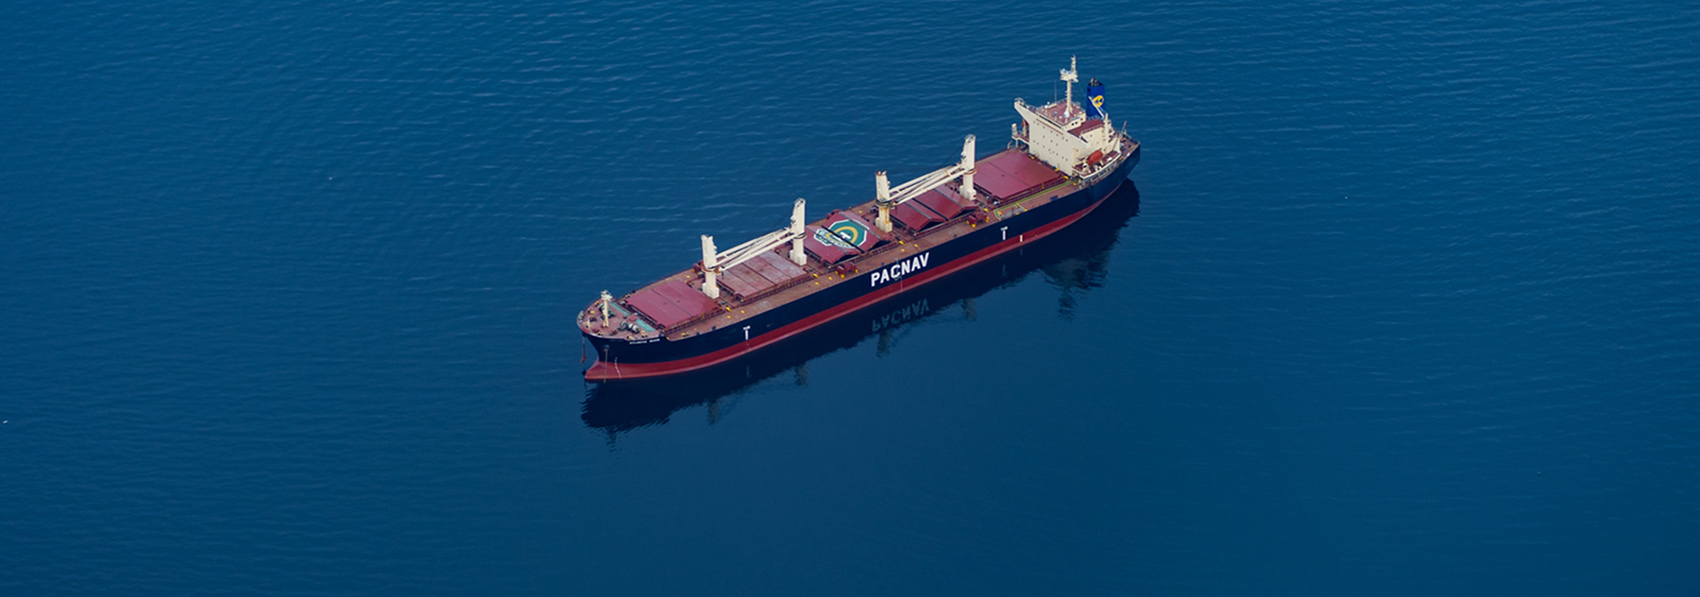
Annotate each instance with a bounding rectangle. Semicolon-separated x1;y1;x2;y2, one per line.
5;0;1699;594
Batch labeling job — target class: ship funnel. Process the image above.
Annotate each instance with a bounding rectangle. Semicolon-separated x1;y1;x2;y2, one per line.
1084;78;1105;120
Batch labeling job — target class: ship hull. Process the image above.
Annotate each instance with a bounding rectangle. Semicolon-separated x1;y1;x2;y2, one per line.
584;145;1139;381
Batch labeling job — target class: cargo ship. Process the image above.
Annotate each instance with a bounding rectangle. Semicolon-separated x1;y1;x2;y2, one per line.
582;185;1141;434
578;58;1140;380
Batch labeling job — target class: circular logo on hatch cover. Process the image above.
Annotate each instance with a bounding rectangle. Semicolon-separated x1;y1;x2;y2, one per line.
828;219;867;247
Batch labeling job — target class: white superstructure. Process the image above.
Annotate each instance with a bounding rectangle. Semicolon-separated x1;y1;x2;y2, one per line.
1012;57;1124;180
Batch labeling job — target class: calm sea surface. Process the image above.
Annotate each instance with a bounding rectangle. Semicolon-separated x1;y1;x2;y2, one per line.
4;1;1699;594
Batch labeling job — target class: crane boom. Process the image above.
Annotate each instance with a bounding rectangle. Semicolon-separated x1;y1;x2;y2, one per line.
874;135;977;232
698;198;808;298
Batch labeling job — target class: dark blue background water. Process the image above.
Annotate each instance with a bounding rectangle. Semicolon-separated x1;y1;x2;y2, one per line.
5;1;1699;594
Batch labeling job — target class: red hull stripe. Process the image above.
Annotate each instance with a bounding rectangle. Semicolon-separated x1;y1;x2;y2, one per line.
586;191;1115;381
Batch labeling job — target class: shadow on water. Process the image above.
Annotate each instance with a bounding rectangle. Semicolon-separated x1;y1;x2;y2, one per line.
581;184;1141;438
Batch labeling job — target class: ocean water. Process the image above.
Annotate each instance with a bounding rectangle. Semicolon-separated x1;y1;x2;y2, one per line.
4;0;1699;594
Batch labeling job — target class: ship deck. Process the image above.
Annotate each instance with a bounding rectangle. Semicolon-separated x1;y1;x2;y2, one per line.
667;178;1082;340
579;142;1135;342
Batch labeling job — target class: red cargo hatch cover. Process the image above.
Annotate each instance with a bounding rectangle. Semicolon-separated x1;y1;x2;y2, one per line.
805;210;890;263
624;278;720;329
977;151;1063;200
718;250;807;300
804;224;860;264
891;202;941;231
821;210;888;251
973;161;1035;200
717;265;770;300
914;187;972;219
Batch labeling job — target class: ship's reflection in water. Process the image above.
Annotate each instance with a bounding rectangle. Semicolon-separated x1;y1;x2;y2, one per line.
581;185;1140;437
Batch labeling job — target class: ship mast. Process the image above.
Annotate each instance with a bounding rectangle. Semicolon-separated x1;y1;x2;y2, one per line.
1060;56;1079;118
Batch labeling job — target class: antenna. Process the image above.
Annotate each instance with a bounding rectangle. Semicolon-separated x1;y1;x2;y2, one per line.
1060;56;1079;117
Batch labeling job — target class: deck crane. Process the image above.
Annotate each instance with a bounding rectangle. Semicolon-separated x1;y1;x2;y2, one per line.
874;135;978;233
698;198;807;299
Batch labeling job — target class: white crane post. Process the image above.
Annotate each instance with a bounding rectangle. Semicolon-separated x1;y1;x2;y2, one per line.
789;198;807;266
700;235;720;299
875;171;893;233
960;135;977;203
